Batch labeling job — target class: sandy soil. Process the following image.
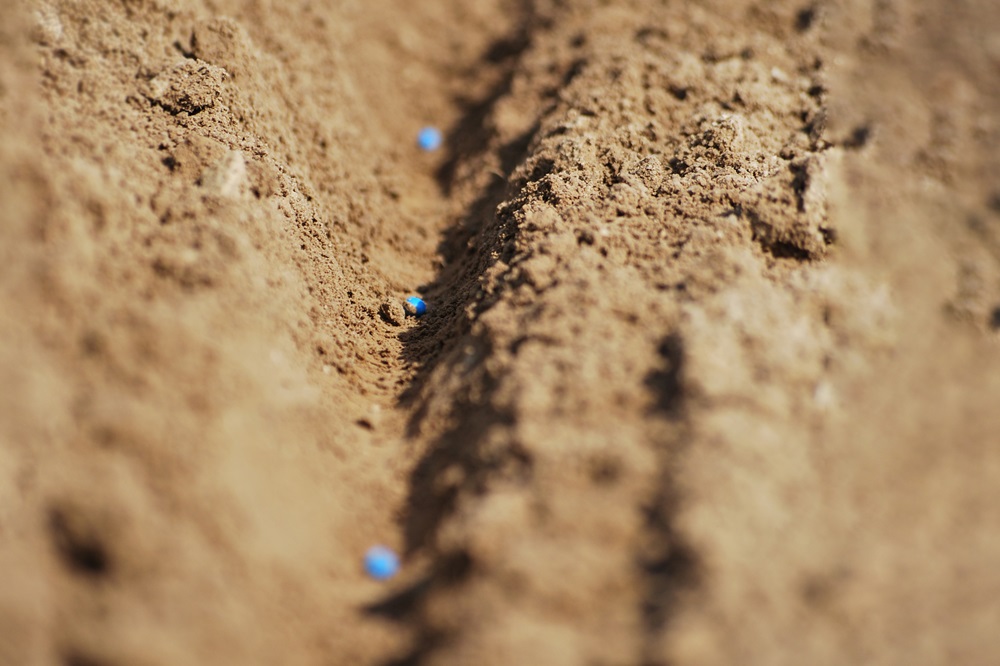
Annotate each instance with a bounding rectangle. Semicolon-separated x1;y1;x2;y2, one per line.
2;0;999;664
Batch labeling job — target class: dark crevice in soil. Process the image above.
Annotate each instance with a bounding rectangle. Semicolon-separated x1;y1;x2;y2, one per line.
842;123;872;149
364;550;473;624
987;191;1000;214
396;9;539;403
639;486;702;665
382;7;545;663
172;38;196;60
796;5;819;33
48;506;112;579
369;550;481;664
989;305;1000;330
763;238;813;261
791;160;810;213
746;211;816;262
645;333;686;417
638;334;702;662
402;394;520;555
434;31;533;195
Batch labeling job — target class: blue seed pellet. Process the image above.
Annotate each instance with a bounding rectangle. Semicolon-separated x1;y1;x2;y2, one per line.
404;296;427;317
364;545;400;580
417;126;442;152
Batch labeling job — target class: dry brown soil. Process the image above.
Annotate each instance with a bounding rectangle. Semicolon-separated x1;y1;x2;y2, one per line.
2;1;1000;664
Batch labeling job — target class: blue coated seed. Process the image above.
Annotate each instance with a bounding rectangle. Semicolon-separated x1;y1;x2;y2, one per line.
417;126;442;152
404;296;427;317
364;545;400;580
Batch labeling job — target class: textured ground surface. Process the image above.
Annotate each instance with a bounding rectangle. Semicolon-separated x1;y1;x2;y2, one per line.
2;0;999;664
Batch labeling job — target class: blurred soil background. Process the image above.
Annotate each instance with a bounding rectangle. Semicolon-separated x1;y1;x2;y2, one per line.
1;0;999;664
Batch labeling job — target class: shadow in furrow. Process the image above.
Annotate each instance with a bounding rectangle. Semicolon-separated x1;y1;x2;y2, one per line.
638;333;703;665
396;5;538;406
369;6;545;664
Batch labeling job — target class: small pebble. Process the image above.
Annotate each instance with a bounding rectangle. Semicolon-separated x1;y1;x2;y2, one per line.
364;545;400;580
417;126;442;152
404;296;427;317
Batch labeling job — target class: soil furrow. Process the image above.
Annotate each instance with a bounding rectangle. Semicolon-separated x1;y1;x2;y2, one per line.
378;3;840;662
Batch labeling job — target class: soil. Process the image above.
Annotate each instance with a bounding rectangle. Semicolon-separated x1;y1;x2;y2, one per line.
2;0;999;664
